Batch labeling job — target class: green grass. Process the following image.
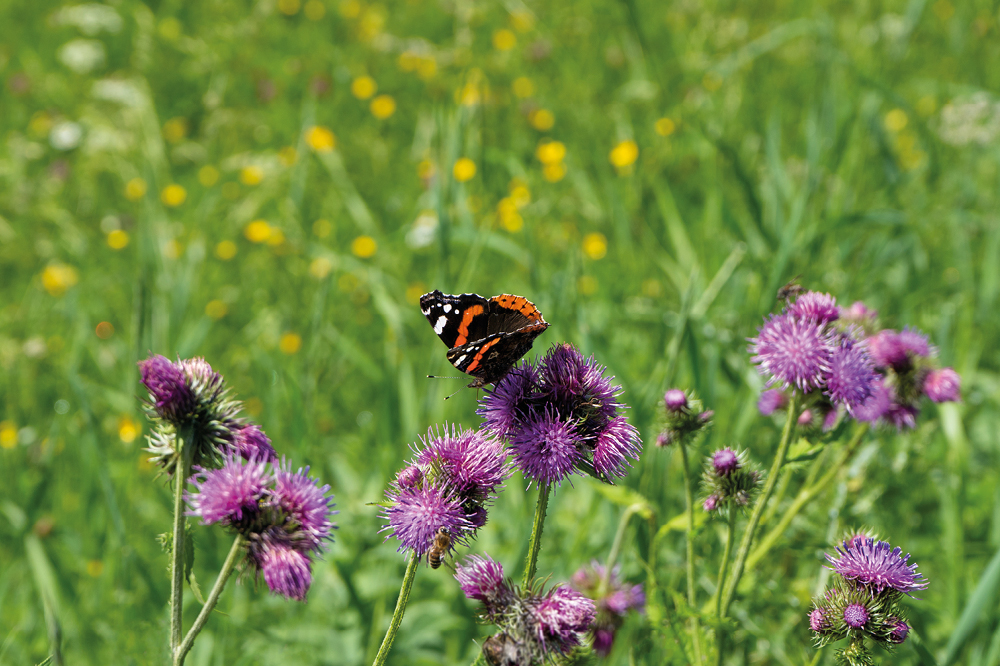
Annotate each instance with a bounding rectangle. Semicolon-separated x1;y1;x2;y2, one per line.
1;0;999;664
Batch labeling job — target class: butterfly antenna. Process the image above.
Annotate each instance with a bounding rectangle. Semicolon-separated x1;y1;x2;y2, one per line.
427;374;462;380
443;386;466;401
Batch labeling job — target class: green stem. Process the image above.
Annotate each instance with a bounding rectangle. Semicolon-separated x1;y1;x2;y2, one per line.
679;439;703;665
719;394;797;619
372;553;420;666
522;483;551;588
714;510;737;666
603;505;640;591
169;426;194;654
174;535;245;666
745;422;869;571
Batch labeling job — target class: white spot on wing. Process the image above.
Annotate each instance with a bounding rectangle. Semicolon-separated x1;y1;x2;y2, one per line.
455;355;466;364
434;316;448;334
443;304;452;313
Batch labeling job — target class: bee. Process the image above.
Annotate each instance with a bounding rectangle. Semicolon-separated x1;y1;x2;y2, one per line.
427;527;452;569
776;275;805;304
482;633;522;666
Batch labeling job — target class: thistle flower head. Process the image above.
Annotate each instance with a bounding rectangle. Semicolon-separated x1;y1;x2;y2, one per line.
259;541;313;601
809;608;829;632
509;409;582;486
592;416;642;479
700;447;760;514
788;291;840;324
825;336;877;413
186;454;271;526
381;484;470;556
757;389;788;416
455;554;512;618
139;355;193;420
272;461;336;550
396;465;423;488
415;424;509;501
827;537;928;596
749;313;833;392
840;301;878;325
712;447;740;476
664;389;688;412
477;362;539;440
569;560;644;655
889;618;910;644
532;585;596;654
924;367;960;403
231;424;277;462
844;603;869;628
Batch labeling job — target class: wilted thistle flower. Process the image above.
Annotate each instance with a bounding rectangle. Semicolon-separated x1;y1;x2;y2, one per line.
457;555;595;663
700;447;761;513
656;388;713;447
186;455;336;600
139;354;244;470
381;424;509;557
478;344;640;484
570;560;645;656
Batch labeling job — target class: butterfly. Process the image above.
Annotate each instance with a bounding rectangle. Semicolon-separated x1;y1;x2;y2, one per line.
419;290;549;388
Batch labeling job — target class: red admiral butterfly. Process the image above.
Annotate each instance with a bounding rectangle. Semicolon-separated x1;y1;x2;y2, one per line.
420;290;550;389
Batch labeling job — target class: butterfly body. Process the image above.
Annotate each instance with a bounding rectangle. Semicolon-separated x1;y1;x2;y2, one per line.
419;290;549;388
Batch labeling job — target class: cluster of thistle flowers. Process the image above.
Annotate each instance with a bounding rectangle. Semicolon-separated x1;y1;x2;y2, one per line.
810;534;927;666
380;424;508;556
700;446;762;513
752;292;960;431
477;343;642;484
139;354;335;600
569;561;645;656
455;554;596;663
655;389;713;447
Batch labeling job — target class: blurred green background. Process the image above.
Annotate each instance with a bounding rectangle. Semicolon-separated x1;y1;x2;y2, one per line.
1;0;999;664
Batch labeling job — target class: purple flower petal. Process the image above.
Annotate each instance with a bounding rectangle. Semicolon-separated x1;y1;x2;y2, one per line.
186;454;270;525
749;313;833;391
509;410;582;485
788;291;839;324
827;537;928;596
260;541;313;601
924;367;960;402
272;461;337;549
592;416;641;479
381;485;470;555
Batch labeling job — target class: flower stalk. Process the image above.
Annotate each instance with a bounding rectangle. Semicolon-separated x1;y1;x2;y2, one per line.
169;425;195;654
372;553;420;666
678;438;703;664
523;482;551;587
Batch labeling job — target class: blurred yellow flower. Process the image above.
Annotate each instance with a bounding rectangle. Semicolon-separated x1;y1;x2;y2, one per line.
304;0;325;19
417;159;436;180
578;275;598;295
86;560;104;577
107;230;129;250
205;299;228;319
278;146;297;166
543;162;566;182
529;109;555;131
313;219;332;237
279;332;303;354
305;125;336;152
453;158;476;182
161;184;187;207
510;184;530;208
266;228;285;246
278;0;301;14
0;421;17;449
497;198;524;232
351;235;377;258
245;220;273;243
125;177;147;201
511;9;534;32
655;117;676;136
351;75;377;100
405;282;426;304
41;263;79;296
339;0;360;17
512;76;535;98
884;108;908;132
370;94;396;119
582;232;608;260
198;165;220;186
158;17;181;40
417;58;437;80
118;416;139;444
359;8;384;39
609;140;638;169
215;240;237;260
240;165;264;186
163;117;188;143
493;29;516;50
310;256;333;279
535;140;566;165
164;240;182;259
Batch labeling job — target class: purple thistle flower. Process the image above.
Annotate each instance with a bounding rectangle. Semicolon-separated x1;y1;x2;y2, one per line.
884;402;919;430
840;301;878;323
889;618;910;644
664;389;688;412
898;328;932;358
478;362;539;439
822;408;840;432
179;356;222;386
231;424;277;462
843;603;869;628
655;431;674;447
868;329;929;370
788;291;840;324
854;376;892;423
798;409;815;427
533;585;596;653
593;416;641;479
703;494;719;512
593;628;615;656
712;448;740;476
924;368;960;403
809;608;828;632
758;389;787;416
186;454;270;525
825;337;877;413
827;537;928;596
509;410;582;485
749;313;833;392
272;461;336;549
455;554;511;616
382;485;470;555
415;425;508;500
259;541;313;601
396;465;423;488
139;354;193;420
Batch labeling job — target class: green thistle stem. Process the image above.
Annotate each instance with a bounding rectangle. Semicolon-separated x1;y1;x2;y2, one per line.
174;534;245;666
714;509;737;666
372;552;420;666
169;425;195;654
522;483;551;587
679;438;703;664
719;393;797;619
602;504;641;592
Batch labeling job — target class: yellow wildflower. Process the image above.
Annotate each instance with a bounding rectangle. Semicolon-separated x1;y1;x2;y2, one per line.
582;232;608;260
655;117;676;136
512;76;535;98
240;165;264;186
107;230;129;250
278;0;301;14
41;263;79;296
609;140;638;169
884;109;908;132
125;178;147;201
351;75;377;99
543;162;566;183
118;416;139;444
279;332;302;354
205;299;228;319
370;94;396;119
305;125;336;152
453;158;476;182
536;140;566;165
310;257;333;279
163;117;188;143
351;235;377;258
245;220;272;243
215;240;237;260
161;184;187;207
304;0;325;20
198;165;219;186
493;29;516;50
529;109;555;131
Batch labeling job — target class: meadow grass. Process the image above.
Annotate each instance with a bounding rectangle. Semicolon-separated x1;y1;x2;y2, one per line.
1;0;999;664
